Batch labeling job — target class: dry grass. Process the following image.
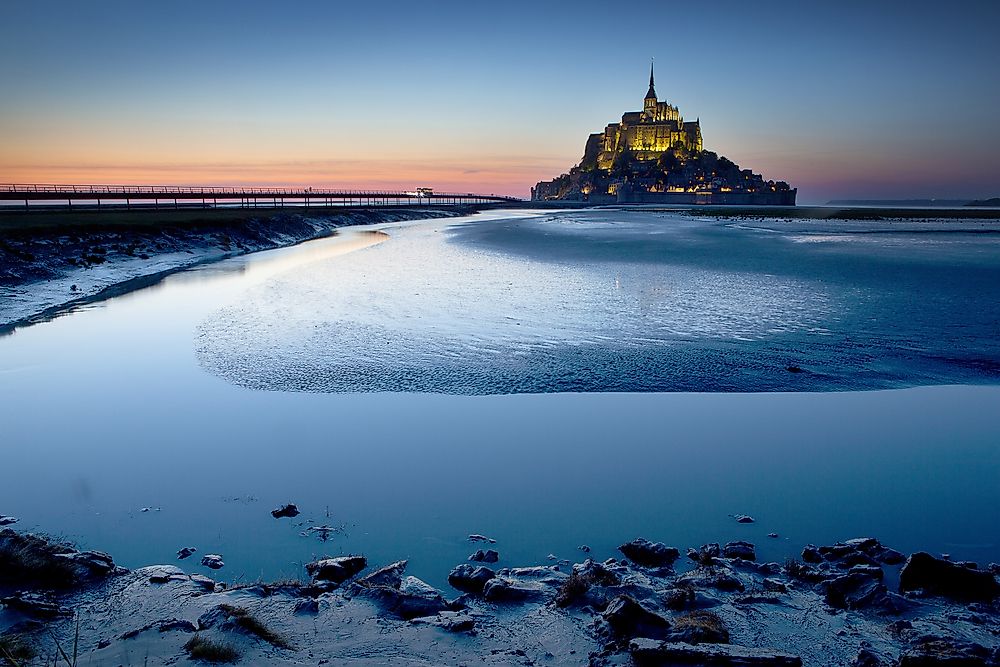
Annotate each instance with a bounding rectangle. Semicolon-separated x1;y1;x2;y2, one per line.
218;605;293;650
0;635;36;667
183;635;241;664
0;530;79;588
673;610;730;643
554;565;620;608
554;572;590;607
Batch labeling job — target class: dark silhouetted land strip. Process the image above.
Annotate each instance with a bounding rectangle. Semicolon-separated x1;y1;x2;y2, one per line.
638;205;1000;220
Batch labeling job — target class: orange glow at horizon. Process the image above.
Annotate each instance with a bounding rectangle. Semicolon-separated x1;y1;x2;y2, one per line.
0;157;570;198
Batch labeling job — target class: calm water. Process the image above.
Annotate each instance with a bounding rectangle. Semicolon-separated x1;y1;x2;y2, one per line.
1;209;999;589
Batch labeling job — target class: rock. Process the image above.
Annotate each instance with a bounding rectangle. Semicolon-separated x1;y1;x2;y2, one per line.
679;568;745;592
177;547;196;560
367;576;450;619
851;647;885;667
898;636;994;667
801;545;822;563
753;562;783;575
355;560;407;589
54;550;116;577
200;554;225;570
448;564;496;594
823;570;886;610
293;598;319;615
0;516;18;526
723;541;756;561
270;503;300;519
629;639;802;666
579;545;591;553
899;552;1000;602
469;549;499;563
734;514;755;523
661;586;696;611
602;595;672;640
805;538;906;571
1;592;73;619
409;611;475;632
875;547;906;566
767;533;779;539
818;545;879;568
305;555;367;583
574;559;622;586
483;576;550;602
556;559;624;607
763;578;787;593
687;543;722;566
619;538;680;568
499;565;567;583
1;531;121;588
468;534;496;544
189;574;216;591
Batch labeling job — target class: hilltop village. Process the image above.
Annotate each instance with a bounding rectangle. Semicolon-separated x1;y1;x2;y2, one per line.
533;65;796;205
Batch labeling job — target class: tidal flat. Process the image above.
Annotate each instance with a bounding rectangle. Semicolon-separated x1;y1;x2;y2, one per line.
2;208;999;664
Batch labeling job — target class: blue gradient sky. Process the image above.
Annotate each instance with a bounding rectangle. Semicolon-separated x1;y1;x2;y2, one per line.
1;0;998;202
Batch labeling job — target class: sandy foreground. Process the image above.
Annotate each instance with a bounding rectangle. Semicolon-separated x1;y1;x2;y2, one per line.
1;525;998;666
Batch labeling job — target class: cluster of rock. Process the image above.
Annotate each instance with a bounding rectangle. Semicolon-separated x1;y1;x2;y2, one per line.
2;527;999;666
0;527;120;620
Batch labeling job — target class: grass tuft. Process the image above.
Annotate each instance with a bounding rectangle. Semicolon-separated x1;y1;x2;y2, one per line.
554;565;620;608
0;634;37;667
673;610;729;643
0;530;79;588
218;605;294;650
554;572;589;608
183;635;241;664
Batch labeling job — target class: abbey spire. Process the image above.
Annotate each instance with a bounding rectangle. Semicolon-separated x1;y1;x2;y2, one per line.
645;60;656;100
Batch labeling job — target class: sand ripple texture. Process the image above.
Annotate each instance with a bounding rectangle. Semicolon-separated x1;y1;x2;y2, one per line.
196;211;1000;394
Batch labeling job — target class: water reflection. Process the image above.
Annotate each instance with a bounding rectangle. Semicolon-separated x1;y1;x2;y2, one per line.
0;210;998;589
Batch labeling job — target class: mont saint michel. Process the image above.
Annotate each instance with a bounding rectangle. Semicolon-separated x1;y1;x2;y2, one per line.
4;3;1000;666
533;64;797;205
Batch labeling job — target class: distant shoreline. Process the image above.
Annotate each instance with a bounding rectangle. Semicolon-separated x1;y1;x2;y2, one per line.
624;204;1000;220
0;206;478;335
3;203;999;336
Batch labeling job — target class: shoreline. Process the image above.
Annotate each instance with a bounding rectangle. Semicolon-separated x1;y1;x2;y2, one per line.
0;206;477;335
1;524;997;666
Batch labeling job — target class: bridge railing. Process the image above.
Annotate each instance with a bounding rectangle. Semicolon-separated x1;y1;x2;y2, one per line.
0;183;520;201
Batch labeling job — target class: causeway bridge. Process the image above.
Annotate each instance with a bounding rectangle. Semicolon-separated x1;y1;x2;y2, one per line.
0;183;522;211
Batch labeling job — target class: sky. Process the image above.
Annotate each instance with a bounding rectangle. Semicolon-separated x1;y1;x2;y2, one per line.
1;0;998;203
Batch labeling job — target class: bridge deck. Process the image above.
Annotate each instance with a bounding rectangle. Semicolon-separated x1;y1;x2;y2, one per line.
0;183;521;210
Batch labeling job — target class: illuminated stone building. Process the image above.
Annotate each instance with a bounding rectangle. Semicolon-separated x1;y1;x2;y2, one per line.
532;63;796;206
587;63;703;171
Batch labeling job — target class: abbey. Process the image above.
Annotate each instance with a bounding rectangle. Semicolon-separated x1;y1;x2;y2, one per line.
587;63;703;171
533;64;795;205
